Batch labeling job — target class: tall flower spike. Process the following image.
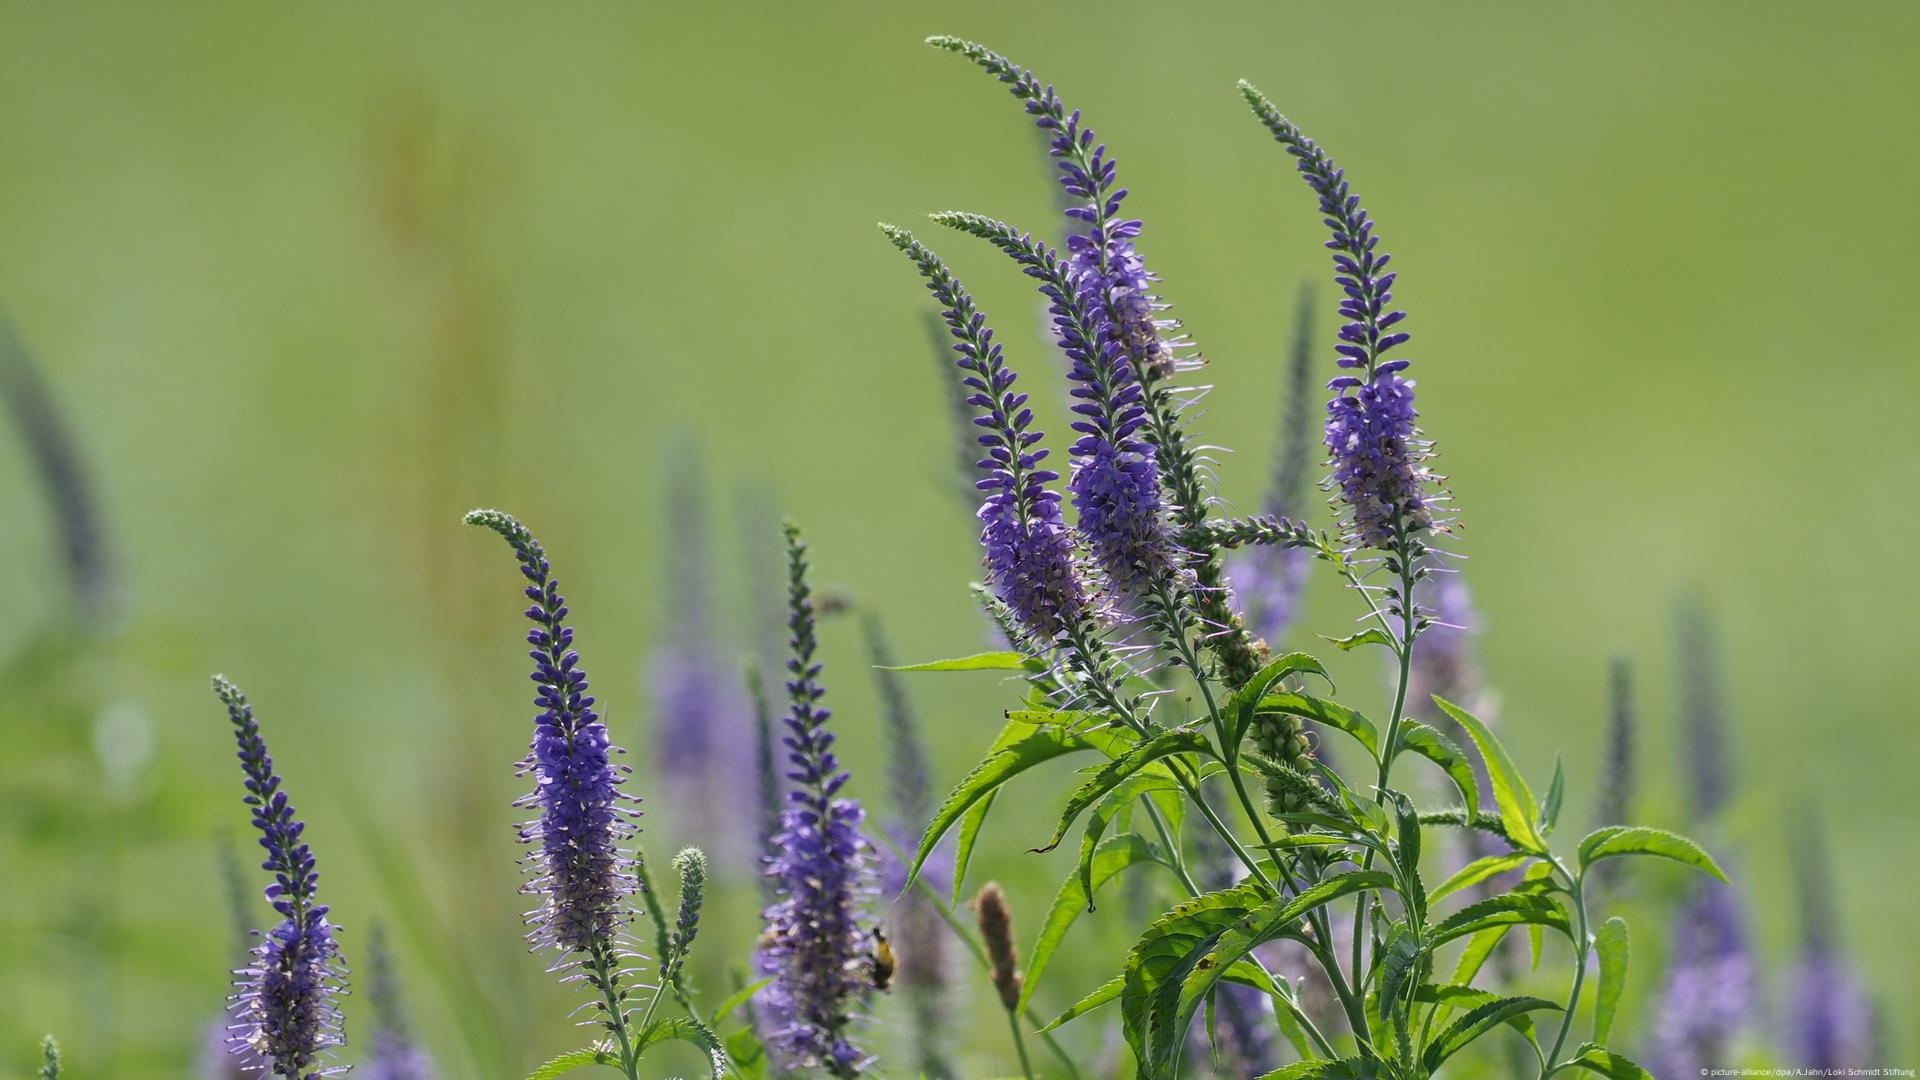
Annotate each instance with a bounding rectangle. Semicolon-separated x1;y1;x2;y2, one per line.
464;510;642;1036
934;211;1171;600
363;924;435;1080
1676;595;1732;821
745;658;783;901
212;675;347;1078
1232;283;1317;647
864;616;955;1080
1785;815;1874;1070
759;522;875;1077
1241;82;1445;556
929;37;1269;687
883;224;1085;639
1649;874;1758;1076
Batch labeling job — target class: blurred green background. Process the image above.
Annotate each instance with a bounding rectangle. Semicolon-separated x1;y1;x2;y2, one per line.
2;2;1915;1075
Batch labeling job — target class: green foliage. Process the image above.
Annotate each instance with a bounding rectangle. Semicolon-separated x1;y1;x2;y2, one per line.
525;1045;618;1079
883;651;1031;672
1433;697;1547;853
1022;833;1161;1014
1591;917;1630;1046
38;1035;59;1080
1576;825;1727;881
1033;730;1207;853
1421;996;1561;1072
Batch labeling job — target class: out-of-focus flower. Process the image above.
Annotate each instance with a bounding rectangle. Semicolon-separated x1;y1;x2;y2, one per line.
363;924;435;1080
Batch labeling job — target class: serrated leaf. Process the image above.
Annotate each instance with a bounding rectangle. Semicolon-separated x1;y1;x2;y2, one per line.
1592;917;1630;1045
1421;996;1561;1071
1560;1046;1655;1078
1386;790;1424;922
1451;925;1511;986
525;1046;618;1079
1540;753;1566;835
635;1016;727;1079
1430;893;1572;947
1006;708;1111;727
885;651;1028;671
951;789;995;906
1323;627;1396;652
1037;974;1123;1033
1375;923;1425;1061
1577;826;1727;881
1429;852;1532;904
1158;873;1395;1074
1256;692;1380;757
1433;697;1545;852
1255;1057;1381;1079
1020;833;1159;1015
1396;721;1483;812
1121;884;1270;1072
1224;651;1333;747
1077;773;1180;903
907;718;1132;894
1033;730;1207;853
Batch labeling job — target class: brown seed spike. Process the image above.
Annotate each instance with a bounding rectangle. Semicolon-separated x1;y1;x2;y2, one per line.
973;882;1024;1012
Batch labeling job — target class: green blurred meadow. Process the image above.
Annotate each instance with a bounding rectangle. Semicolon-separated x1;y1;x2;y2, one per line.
2;2;1916;1075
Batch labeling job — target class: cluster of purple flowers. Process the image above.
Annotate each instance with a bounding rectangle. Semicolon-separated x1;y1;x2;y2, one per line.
758;523;875;1077
212;675;347;1079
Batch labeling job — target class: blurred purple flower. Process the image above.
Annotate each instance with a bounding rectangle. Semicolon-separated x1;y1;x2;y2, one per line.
362;924;434;1080
1785;817;1874;1070
1230;284;1316;648
1650;878;1758;1076
759;523;875;1077
212;675;347;1078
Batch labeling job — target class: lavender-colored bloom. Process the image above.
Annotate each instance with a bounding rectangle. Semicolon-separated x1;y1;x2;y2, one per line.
1231;284;1316;647
759;523;875;1077
934;212;1170;599
363;924;434;1080
1650;877;1758;1076
1241;84;1441;553
649;453;750;868
746;659;783;903
884;225;1085;638
465;510;638;980
1784;818;1873;1070
212;675;347;1079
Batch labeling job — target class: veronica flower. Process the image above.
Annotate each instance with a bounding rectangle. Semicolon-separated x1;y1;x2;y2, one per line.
1649;878;1758;1076
934;211;1171;600
649;453;750;867
1676;595;1732;821
1241;84;1444;555
759;523;876;1076
363;924;434;1080
211;675;347;1078
465;510;641;1031
884;225;1085;639
1784;817;1874;1070
745;659;782;903
1230;284;1317;648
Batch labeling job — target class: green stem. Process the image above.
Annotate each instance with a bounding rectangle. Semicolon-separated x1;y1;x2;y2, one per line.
1005;1008;1039;1080
1540;863;1591;1077
588;939;641;1080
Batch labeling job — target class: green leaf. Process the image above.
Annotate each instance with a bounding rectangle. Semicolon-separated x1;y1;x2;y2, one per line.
525;1046;618;1079
635;1017;727;1078
1224;651;1333;747
1255;833;1354;853
951;789;996;906
1451;925;1511;986
723;1026;767;1080
708;976;773;1024
1033;730;1208;853
885;651;1028;671
1159;873;1395;1074
1006;708;1111;727
1386;790;1424;922
1021;833;1160;1015
1256;692;1380;757
1255;1058;1382;1079
1430;893;1572;947
1121;884;1270;1072
1395;721;1483;812
1037;974;1123;1033
907;718;1131;893
1375;922;1425;1061
1592;917;1630;1046
1429;852;1532;904
1077;774;1180;903
1421;996;1561;1071
1540;753;1566;835
1560;1045;1655;1079
1433;697;1545;852
1323;627;1396;652
1576;826;1727;881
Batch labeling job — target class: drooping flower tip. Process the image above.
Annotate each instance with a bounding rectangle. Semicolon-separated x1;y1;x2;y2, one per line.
759;521;876;1077
972;882;1023;1012
883;225;1086;638
212;675;347;1078
467;509;636;958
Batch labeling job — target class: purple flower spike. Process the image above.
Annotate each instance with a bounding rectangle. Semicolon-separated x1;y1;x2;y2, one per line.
1786;817;1874;1070
1241;83;1443;553
759;523;876;1077
363;925;434;1080
884;225;1086;639
1650;877;1758;1076
212;675;347;1079
1231;284;1317;646
466;509;642;1029
933;212;1171;599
